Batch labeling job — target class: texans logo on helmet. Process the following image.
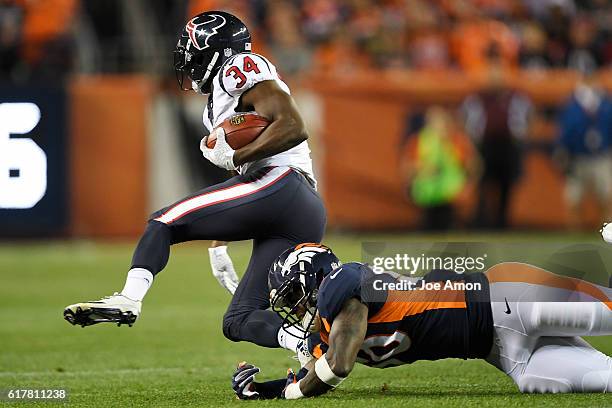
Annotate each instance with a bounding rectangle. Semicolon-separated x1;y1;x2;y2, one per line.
185;14;227;50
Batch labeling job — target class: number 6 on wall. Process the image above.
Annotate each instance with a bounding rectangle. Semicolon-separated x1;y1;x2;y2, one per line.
0;103;47;209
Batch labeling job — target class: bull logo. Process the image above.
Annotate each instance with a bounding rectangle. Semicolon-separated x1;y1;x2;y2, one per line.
185;14;227;51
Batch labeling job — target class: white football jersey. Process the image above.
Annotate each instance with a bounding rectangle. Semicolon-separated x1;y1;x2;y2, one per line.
202;52;315;186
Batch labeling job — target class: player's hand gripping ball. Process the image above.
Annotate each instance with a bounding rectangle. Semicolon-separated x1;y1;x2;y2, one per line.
200;127;237;170
205;113;270;150
200;113;270;170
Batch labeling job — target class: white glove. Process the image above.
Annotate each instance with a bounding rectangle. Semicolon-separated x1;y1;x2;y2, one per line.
200;127;236;170
208;246;239;295
601;222;612;243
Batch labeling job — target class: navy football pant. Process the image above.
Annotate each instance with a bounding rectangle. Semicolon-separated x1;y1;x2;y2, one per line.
130;167;326;347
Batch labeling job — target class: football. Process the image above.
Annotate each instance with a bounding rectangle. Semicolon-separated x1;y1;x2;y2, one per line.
205;113;270;149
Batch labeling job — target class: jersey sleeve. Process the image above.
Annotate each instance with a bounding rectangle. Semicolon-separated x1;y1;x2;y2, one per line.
219;53;277;98
317;262;365;324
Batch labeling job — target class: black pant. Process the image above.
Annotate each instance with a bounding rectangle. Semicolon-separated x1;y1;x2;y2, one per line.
422;204;454;231
474;140;521;229
131;167;326;347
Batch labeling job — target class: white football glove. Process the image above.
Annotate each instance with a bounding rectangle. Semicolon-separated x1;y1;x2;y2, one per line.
208;246;239;295
601;222;612;243
200;127;237;170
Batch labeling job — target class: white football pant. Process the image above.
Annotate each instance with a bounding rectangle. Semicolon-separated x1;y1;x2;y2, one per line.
484;262;612;393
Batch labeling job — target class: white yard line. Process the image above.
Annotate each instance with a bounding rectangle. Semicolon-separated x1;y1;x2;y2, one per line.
0;366;210;378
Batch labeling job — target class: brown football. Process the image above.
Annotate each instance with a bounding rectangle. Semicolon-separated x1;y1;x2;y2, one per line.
205;113;270;150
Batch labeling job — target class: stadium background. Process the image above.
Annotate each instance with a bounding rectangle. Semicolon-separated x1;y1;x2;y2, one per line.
2;0;612;236
1;1;612;407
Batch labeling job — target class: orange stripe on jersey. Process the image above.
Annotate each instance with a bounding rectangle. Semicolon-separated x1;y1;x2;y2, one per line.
369;288;466;324
486;262;612;310
319;317;331;344
321;317;331;333
312;343;323;359
387;286;467;303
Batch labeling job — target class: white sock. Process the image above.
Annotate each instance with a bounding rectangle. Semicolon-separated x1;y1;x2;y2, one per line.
121;268;154;302
277;325;303;352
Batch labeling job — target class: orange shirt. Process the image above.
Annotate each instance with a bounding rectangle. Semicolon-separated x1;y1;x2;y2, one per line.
452;19;518;73
15;0;76;63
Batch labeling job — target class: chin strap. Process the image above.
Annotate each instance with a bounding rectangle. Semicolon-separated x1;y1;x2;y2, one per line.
191;80;205;94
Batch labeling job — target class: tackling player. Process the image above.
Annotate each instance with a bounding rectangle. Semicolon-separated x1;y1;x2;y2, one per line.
232;243;612;399
63;11;325;354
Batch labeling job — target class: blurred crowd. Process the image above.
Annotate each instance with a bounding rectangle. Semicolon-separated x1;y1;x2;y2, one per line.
1;0;612;82
400;67;612;231
1;0;611;230
255;0;612;76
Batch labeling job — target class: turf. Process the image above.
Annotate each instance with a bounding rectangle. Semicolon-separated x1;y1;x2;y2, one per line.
0;233;611;407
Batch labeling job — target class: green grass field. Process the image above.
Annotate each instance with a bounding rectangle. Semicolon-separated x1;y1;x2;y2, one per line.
1;233;611;407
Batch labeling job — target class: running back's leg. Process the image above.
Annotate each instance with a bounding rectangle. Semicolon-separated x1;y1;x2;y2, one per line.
222;172;326;348
64;168;297;327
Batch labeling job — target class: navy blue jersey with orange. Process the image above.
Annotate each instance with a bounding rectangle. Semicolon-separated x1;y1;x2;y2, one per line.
313;263;493;368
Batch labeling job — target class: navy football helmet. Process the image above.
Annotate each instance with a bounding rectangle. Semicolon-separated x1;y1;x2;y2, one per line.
174;11;251;94
269;243;341;338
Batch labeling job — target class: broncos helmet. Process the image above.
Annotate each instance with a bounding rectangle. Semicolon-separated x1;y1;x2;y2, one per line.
174;11;251;94
269;243;341;339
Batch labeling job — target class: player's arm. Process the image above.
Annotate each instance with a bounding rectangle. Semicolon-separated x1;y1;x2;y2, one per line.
285;298;369;399
232;299;367;400
232;80;307;166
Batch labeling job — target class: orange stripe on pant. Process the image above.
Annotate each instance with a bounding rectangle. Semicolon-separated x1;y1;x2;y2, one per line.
486;262;612;310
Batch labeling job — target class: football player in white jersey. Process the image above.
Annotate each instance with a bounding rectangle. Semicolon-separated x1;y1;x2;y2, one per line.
64;11;326;354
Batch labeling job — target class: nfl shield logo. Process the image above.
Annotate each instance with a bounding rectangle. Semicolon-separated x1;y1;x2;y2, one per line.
230;115;246;126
